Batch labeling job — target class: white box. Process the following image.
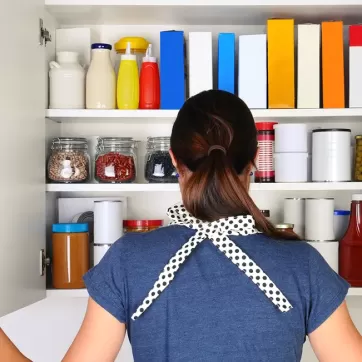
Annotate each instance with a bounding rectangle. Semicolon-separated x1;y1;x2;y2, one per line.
349;47;362;107
55;28;96;67
238;34;266;109
188;32;213;97
297;24;320;109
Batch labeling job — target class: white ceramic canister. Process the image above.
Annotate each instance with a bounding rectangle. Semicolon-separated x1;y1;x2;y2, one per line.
274;153;308;182
284;198;305;238
49;52;85;109
305;198;335;241
274;124;308;153
312;129;352;182
86;43;116;109
94;200;123;244
93;244;112;266
334;210;350;240
307;241;339;273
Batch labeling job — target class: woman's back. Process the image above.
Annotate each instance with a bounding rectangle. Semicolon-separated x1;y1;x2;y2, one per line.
85;223;348;362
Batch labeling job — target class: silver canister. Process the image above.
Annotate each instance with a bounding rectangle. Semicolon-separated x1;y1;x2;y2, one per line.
305;198;335;241
283;198;305;238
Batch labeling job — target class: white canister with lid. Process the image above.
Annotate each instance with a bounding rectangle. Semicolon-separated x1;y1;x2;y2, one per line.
86;43;116;109
312;128;352;182
284;198;305;238
274;124;308;153
274;153;308;182
93;244;112;266
94;200;123;244
305;198;335;241
307;241;339;273
49;52;85;109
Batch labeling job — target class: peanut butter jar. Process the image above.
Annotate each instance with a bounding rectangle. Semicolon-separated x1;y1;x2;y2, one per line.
52;223;89;289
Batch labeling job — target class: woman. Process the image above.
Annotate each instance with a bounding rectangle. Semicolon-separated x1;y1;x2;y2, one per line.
64;90;362;361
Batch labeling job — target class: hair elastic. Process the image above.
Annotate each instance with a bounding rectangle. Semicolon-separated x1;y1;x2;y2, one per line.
208;145;227;156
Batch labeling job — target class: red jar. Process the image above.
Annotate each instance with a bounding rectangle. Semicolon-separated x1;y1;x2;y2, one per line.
255;122;278;183
340;194;362;286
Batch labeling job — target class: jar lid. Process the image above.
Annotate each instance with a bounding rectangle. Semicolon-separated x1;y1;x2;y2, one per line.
352;194;362;201
114;37;149;53
92;43;112;50
312;128;351;133
356;135;362;139
275;223;294;229
256;122;278;131
52;223;89;233
334;210;350;216
51;137;88;149
123;220;163;228
97;137;138;148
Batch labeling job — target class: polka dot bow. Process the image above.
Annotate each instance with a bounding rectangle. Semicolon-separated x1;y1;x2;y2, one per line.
131;204;293;321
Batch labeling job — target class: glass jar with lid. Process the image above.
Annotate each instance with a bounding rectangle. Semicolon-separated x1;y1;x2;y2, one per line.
95;137;138;183
47;137;90;183
354;135;362;181
145;137;178;183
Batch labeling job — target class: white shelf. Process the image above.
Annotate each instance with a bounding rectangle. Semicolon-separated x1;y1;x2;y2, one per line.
46;182;362;192
46;108;362;123
45;0;362;26
45;287;362;298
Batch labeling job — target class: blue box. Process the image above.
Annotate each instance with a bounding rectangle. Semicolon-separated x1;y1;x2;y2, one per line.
160;31;185;109
218;33;235;94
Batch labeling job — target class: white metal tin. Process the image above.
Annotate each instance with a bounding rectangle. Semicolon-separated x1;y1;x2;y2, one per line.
274;124;308;153
305;198;335;241
93;244;112;266
94;200;123;244
312;129;352;182
284;198;305;238
307;241;338;273
274;153;308;182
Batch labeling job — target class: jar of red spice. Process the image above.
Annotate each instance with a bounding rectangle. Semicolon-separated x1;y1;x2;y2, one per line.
95;137;138;183
123;220;163;233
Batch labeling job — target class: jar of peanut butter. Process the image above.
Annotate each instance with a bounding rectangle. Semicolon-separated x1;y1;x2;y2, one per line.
52;223;89;289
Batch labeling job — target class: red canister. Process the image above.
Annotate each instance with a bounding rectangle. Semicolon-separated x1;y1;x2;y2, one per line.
255;122;278;183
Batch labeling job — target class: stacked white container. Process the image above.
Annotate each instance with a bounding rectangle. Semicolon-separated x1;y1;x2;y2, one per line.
273;124;308;182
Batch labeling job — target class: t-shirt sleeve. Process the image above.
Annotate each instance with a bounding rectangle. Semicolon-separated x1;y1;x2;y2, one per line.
307;246;350;334
83;239;127;323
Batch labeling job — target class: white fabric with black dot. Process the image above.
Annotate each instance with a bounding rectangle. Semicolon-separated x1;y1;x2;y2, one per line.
131;204;293;321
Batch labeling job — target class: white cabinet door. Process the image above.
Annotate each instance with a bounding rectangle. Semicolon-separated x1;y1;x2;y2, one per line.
0;0;46;317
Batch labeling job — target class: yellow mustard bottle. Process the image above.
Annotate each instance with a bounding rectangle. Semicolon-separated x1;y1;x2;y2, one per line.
117;42;139;109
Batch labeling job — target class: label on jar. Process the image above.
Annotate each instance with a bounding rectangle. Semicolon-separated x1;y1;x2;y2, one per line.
255;134;275;180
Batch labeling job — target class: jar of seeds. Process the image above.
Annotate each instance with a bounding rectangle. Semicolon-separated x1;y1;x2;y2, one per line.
355;135;362;181
47;138;90;183
145;137;177;183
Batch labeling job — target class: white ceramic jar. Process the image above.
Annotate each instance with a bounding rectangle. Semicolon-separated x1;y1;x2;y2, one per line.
312;128;352;182
86;43;116;109
49;52;85;109
274;124;308;153
307;241;339;273
284;198;305;238
274;153;308;182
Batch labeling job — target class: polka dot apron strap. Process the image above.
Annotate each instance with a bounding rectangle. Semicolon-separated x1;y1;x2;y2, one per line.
131;204;292;321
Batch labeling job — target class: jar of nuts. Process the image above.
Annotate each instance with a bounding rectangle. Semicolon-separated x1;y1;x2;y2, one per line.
355;135;362;181
47;138;90;183
95;137;138;183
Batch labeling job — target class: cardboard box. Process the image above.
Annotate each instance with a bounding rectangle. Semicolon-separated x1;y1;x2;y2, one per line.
218;33;235;94
349;25;362;108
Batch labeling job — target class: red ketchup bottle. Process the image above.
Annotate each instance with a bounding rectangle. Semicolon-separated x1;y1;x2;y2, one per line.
139;44;160;109
340;194;362;286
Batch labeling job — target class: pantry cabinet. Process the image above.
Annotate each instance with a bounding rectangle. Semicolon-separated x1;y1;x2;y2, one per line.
4;1;362;361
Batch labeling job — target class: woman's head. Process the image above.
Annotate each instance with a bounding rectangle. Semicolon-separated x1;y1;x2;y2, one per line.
170;90;298;240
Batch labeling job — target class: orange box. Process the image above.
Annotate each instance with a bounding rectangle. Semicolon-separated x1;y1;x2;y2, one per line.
322;21;345;108
267;19;295;108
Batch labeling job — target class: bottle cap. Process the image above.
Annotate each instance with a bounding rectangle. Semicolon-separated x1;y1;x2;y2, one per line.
334;210;350;216
256;122;278;131
91;43;112;50
121;42;136;61
142;44;156;63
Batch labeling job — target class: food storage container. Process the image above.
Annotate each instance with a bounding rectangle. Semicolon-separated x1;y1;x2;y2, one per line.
274;153;308;182
312;128;352;182
145;137;178;183
284;198;305;238
95;137;138;183
52;223;89;289
47;138;90;183
123;220;163;233
308;241;338;273
354;135;362;181
274;123;308;153
49;51;85;109
114;36;149;73
275;223;294;232
334;210;350;240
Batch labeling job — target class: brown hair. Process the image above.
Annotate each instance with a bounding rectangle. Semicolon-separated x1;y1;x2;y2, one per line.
171;90;298;240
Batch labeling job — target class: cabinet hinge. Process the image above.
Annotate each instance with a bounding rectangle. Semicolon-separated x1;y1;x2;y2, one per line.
39;18;51;46
40;249;50;276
